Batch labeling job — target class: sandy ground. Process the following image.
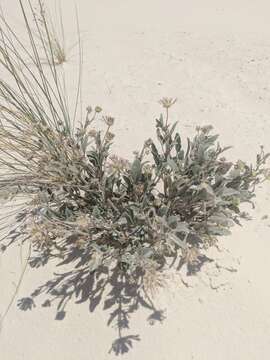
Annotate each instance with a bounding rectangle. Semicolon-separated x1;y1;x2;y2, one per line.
1;0;270;359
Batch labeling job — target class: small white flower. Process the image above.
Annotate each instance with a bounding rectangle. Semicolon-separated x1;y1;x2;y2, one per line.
159;97;177;109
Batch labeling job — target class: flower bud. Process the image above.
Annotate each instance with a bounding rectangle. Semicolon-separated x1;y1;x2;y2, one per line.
95;106;102;113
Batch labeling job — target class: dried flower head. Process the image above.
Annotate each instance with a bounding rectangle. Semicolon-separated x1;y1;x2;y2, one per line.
107;155;130;175
236;160;246;171
76;214;90;229
103;116;115;127
199;125;214;134
105;131;115;142
88;129;98;138
134;184;144;196
159;97;177;109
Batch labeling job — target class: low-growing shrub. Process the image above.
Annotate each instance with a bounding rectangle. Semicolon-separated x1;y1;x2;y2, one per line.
2;99;269;278
2;98;269;277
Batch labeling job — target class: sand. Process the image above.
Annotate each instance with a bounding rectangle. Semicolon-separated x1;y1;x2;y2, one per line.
1;0;270;359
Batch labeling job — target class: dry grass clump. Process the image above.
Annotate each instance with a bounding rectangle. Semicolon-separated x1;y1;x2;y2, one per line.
33;1;67;65
0;0;270;354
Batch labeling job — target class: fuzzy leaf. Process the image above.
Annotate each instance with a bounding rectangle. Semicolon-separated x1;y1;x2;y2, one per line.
131;158;142;182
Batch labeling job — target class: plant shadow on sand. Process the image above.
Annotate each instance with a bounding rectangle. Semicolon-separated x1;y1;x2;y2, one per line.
15;240;213;355
17;249;169;355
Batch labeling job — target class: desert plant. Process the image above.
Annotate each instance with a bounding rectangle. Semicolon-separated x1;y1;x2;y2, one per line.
0;0;269;354
1;93;269;281
1;0;270;293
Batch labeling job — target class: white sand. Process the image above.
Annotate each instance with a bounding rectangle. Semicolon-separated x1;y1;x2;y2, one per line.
1;0;270;359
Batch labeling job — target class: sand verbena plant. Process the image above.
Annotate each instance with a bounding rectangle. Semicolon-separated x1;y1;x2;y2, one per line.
0;0;270;354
